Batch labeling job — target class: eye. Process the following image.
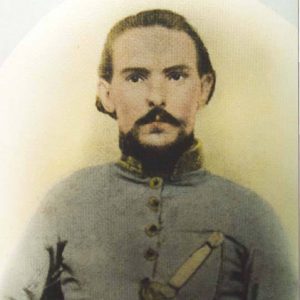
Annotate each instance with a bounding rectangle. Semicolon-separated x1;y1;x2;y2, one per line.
126;73;145;83
167;71;187;81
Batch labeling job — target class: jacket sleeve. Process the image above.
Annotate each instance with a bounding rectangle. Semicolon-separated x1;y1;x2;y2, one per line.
213;191;297;300
0;191;61;300
244;197;297;300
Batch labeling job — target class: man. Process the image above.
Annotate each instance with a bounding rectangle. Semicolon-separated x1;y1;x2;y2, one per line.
1;9;296;300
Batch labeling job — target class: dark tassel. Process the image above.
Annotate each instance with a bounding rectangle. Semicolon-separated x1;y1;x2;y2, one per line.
40;239;68;300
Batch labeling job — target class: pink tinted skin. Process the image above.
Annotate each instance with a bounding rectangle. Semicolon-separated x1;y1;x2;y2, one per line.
98;26;213;148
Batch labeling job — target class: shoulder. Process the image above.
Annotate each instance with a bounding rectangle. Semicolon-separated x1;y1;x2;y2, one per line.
202;171;256;195
48;163;117;192
196;170;280;226
197;171;265;206
51;162;115;189
202;172;286;244
39;163;118;210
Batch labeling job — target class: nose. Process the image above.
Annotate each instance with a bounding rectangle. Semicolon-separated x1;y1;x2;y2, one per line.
146;78;166;108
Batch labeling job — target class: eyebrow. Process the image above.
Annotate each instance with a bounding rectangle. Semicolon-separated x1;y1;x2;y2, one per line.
121;67;150;76
120;64;191;75
163;64;191;74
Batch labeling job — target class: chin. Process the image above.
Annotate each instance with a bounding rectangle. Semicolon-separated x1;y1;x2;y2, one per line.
138;132;178;148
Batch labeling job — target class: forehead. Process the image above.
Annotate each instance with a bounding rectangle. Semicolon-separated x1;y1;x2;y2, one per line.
112;26;198;71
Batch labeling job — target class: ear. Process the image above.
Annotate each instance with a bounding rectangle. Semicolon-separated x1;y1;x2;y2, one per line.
198;73;214;108
96;78;115;113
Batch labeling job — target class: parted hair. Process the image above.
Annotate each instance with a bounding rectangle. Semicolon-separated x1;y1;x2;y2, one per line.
96;9;216;118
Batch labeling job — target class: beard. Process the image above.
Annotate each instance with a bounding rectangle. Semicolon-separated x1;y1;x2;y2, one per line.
119;107;195;177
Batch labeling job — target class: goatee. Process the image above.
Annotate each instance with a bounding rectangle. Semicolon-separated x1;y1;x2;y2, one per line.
119;130;195;178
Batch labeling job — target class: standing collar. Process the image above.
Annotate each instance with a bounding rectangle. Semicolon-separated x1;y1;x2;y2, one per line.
116;139;204;179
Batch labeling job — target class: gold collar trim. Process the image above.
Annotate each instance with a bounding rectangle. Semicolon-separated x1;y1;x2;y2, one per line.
116;140;203;178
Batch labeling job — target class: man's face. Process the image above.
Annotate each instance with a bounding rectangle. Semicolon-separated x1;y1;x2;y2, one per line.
98;26;213;148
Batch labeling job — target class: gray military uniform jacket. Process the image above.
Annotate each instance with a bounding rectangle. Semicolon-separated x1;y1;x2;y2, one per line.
1;143;296;299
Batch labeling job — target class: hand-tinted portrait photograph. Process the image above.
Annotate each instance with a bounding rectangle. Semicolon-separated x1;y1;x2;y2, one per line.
0;0;298;299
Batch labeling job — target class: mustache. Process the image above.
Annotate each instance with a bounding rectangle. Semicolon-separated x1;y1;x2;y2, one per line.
135;107;183;127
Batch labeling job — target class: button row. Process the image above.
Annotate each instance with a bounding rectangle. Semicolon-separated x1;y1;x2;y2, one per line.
149;177;163;189
147;196;159;212
144;247;158;261
145;224;160;237
144;178;162;262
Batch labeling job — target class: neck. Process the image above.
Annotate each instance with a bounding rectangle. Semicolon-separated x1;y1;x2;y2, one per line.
119;132;195;178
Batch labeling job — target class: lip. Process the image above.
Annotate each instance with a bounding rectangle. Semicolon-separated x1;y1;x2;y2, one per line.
149;127;164;134
148;121;168;126
151;121;163;126
147;122;172;134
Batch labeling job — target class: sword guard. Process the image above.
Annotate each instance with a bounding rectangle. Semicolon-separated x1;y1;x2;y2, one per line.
139;278;177;300
207;232;224;249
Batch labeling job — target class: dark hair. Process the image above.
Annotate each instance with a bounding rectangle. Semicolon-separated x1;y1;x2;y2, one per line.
96;9;216;118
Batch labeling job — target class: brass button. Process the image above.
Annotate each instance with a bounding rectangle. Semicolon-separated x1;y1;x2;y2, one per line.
149;177;163;189
147;197;160;212
145;224;160;237
144;248;159;261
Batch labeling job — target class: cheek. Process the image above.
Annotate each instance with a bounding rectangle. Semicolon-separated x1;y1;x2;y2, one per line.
110;84;148;132
169;85;200;124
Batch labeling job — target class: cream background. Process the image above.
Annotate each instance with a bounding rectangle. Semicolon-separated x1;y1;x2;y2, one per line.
0;0;297;278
